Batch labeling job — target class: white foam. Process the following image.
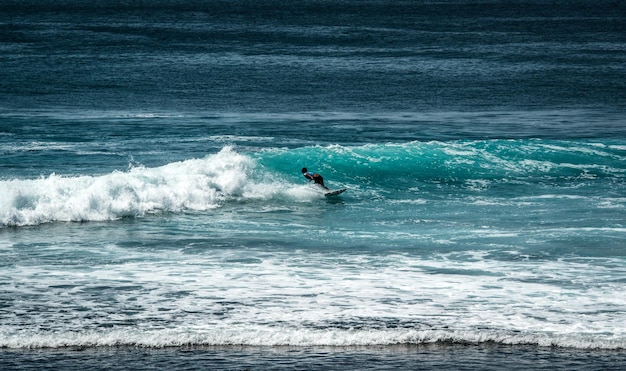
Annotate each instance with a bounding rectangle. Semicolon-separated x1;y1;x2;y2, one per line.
0;147;307;227
1;327;623;349
1;250;624;349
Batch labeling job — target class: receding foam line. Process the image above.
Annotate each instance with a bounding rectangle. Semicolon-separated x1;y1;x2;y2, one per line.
1;327;623;349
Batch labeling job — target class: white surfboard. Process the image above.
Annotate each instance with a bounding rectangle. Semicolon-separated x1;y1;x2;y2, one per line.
324;188;347;197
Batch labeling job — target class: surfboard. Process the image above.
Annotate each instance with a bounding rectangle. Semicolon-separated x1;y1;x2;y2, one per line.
325;188;347;197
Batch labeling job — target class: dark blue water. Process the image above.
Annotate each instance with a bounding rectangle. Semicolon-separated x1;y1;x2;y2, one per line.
2;0;625;113
1;0;625;369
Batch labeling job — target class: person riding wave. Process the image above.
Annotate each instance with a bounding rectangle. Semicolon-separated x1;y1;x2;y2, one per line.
301;168;329;190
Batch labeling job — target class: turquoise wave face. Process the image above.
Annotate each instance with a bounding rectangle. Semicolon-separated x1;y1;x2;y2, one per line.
257;139;626;191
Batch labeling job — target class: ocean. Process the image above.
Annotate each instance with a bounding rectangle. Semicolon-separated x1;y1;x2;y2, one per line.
1;0;625;369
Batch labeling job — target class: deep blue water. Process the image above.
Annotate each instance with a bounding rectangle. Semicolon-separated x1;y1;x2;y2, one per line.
1;0;625;369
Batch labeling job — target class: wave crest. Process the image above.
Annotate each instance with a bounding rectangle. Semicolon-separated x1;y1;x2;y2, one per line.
0;147;289;227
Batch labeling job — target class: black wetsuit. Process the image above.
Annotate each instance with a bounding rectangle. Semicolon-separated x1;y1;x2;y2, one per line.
304;172;328;189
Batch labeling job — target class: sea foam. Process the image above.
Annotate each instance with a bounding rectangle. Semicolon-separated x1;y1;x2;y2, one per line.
1;327;624;349
0;147;296;227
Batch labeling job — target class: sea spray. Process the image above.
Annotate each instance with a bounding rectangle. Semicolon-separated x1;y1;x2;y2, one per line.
0;148;248;226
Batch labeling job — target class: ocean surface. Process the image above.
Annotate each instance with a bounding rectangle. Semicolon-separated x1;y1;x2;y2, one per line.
1;0;625;369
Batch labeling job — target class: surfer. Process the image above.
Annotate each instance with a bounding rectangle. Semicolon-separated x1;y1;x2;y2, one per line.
302;168;329;190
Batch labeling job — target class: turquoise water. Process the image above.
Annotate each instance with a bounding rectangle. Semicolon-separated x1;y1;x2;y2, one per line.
2;118;624;352
1;0;625;369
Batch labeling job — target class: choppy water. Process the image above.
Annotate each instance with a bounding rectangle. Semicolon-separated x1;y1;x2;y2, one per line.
1;0;625;369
